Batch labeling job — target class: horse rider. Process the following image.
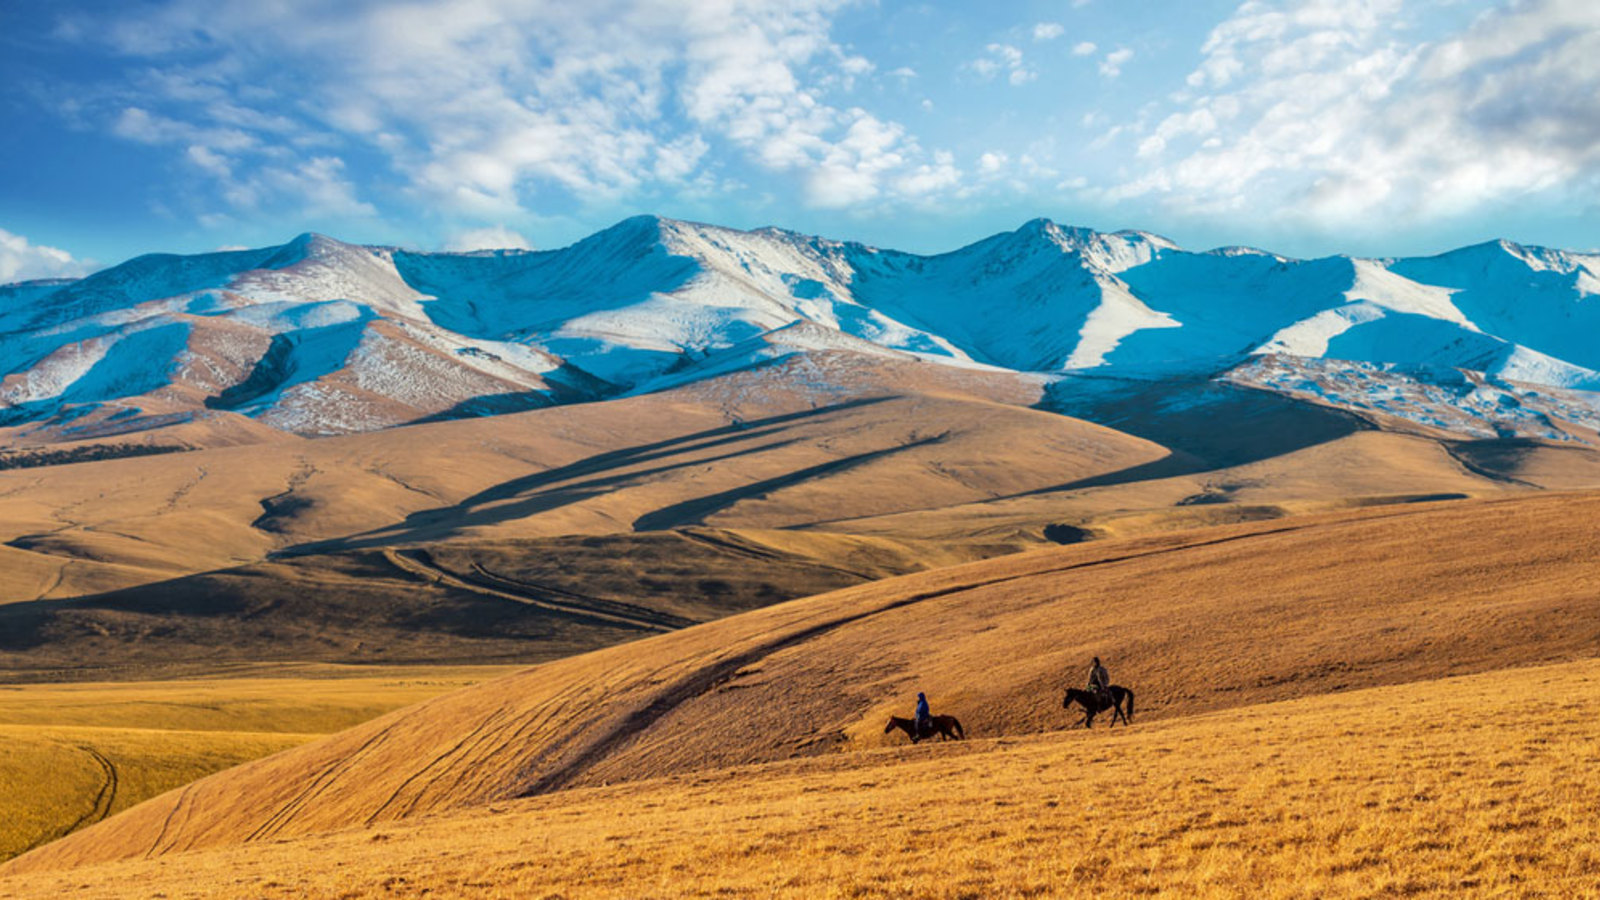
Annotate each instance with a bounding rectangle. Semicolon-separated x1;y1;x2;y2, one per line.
914;692;932;738
1088;657;1111;706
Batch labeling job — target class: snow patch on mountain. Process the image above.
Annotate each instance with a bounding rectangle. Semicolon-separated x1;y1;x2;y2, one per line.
1229;355;1600;441
8;216;1600;442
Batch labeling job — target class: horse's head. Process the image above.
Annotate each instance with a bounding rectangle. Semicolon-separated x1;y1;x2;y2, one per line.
1062;689;1075;709
884;717;898;734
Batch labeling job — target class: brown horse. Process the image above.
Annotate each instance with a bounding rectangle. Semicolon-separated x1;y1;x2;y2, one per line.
1062;685;1134;728
884;714;965;743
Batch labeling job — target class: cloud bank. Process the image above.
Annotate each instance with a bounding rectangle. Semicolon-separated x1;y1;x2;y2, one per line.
1111;0;1600;230
66;0;962;226
0;229;90;284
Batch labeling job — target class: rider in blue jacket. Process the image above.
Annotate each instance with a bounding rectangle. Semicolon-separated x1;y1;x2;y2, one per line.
914;692;932;738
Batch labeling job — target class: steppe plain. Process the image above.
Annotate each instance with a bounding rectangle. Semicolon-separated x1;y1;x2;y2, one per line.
2;353;1599;897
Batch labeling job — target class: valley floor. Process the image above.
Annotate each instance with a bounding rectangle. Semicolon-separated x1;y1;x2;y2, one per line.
2;657;1596;898
0;666;517;862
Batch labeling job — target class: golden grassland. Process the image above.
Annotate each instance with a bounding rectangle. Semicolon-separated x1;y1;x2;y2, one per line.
12;490;1600;876
0;666;515;862
0;725;311;866
0;361;1139;603
3;657;1597;898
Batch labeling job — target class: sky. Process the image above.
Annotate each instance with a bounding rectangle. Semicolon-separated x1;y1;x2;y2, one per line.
2;0;1598;282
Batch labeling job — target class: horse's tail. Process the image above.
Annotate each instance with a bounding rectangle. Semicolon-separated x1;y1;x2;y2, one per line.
1124;688;1134;723
950;716;965;740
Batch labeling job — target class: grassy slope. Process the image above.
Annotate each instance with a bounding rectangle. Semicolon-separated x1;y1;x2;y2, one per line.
0;355;1155;603
11;490;1599;875
0;667;515;862
10;350;1598;682
0;527;1026;678
2;655;1597;898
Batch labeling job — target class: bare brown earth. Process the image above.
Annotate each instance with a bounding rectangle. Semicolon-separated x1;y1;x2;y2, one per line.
10;488;1599;876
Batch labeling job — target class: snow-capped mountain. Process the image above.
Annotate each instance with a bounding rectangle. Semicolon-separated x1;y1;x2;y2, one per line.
2;215;1598;442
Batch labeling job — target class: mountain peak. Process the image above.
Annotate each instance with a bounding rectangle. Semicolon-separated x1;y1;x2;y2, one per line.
589;214;671;247
257;232;360;270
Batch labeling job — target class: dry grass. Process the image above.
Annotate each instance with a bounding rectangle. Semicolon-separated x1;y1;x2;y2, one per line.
13;490;1600;875
0;666;514;862
811;429;1522;545
0;725;311;865
3;657;1597;898
0;359;1146;604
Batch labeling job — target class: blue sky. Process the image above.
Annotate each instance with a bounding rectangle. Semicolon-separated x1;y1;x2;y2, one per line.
2;0;1597;281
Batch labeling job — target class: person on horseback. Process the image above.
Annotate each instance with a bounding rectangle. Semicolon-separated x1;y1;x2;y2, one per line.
914;692;932;739
1088;657;1111;707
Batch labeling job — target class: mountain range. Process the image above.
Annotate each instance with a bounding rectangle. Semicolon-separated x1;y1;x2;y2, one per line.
7;215;1600;891
3;215;1599;446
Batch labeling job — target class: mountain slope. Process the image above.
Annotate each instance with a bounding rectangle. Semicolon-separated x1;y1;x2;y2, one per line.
5;218;1600;446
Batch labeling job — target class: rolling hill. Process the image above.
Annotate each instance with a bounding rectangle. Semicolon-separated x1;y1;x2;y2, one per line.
4;656;1595;897
4;214;1600;894
9;488;1598;879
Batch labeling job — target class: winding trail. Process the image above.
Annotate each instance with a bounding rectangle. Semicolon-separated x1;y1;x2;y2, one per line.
674;528;876;582
26;744;121;856
382;548;690;632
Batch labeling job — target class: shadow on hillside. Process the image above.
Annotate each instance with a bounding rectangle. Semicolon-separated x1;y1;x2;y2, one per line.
278;397;896;555
0;526;914;679
632;434;947;531
1033;373;1370;493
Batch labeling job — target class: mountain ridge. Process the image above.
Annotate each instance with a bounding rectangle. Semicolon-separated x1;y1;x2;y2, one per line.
3;216;1598;446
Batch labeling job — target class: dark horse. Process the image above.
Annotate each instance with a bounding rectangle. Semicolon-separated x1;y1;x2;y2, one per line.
1063;686;1134;728
884;714;966;743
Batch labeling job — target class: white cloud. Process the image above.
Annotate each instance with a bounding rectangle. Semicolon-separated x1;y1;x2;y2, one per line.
1033;22;1065;41
67;0;965;222
969;43;1035;85
978;151;1008;174
259;157;378;218
1112;0;1600;229
1072;41;1097;57
113;107;254;152
654;134;710;182
1099;47;1134;79
0;228;91;284
805;110;912;207
444;226;534;252
894;150;961;196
